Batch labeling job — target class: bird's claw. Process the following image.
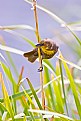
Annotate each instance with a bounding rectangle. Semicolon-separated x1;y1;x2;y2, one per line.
38;66;43;72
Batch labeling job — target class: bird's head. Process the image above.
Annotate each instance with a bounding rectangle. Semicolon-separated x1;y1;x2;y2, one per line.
36;38;59;53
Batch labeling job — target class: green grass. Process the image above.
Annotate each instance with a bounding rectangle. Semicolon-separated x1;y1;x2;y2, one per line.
0;0;81;120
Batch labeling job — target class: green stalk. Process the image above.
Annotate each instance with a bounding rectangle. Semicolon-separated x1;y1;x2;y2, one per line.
59;60;69;115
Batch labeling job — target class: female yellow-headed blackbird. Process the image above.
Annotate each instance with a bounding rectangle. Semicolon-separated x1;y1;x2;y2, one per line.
23;38;59;63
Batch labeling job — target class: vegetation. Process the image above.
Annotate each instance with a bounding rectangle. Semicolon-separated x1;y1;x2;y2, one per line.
0;0;81;120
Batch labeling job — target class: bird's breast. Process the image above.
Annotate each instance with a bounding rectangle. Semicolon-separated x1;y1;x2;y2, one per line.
41;46;55;55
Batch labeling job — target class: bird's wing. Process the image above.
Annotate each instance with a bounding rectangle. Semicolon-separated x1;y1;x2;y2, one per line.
23;48;37;57
23;48;38;63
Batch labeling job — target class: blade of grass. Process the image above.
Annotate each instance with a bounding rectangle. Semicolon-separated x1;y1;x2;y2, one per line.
55;61;63;101
67;26;81;31
53;80;64;113
21;96;36;121
0;43;24;55
0;88;38;103
59;53;81;119
59;60;69;115
51;74;64;114
66;27;81;46
44;66;56;110
0;25;35;31
56;55;81;71
2;111;8;121
55;61;61;76
43;59;55;75
26;78;46;120
29;109;74;120
8;114;43;120
0;102;7;113
26;78;43;110
0;53;8;64
21;87;36;121
16;66;24;92
4;29;35;47
6;52;19;78
1;62;17;114
0;72;14;120
21;86;35;109
67;21;81;26
1;62;17;89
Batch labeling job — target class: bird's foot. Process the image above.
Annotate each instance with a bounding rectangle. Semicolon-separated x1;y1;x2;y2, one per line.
38;66;43;72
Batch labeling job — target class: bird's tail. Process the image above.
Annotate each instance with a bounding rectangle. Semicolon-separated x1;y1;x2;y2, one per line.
23;50;38;63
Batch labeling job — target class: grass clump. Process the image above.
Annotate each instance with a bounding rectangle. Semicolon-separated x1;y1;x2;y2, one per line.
0;0;81;120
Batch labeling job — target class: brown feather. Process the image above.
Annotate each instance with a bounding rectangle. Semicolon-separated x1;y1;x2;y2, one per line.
28;55;37;63
23;48;38;63
23;50;35;57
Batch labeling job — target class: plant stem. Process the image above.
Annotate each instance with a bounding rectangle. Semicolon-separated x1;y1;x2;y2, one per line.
59;59;69;116
32;0;44;109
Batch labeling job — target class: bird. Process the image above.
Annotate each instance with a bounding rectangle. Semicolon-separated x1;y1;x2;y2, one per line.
23;38;59;63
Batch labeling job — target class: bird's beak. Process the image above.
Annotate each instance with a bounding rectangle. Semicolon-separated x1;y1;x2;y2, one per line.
36;43;44;47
